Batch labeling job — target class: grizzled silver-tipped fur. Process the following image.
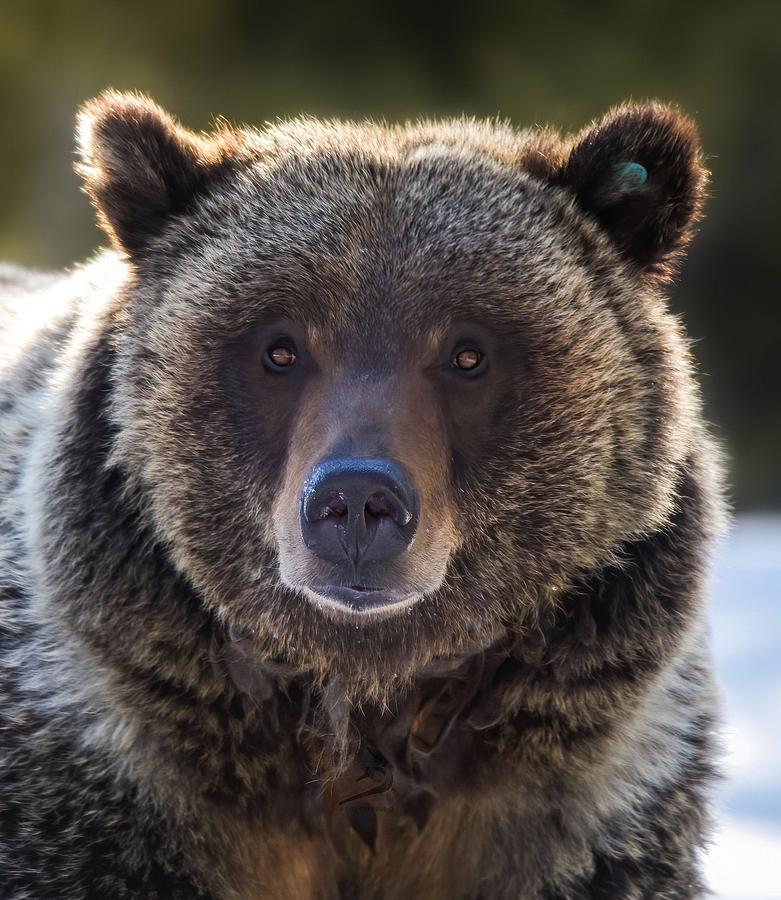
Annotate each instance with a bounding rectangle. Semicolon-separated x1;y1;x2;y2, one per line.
1;92;724;898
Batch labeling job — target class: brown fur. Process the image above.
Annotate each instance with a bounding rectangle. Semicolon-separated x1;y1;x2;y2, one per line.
0;92;724;898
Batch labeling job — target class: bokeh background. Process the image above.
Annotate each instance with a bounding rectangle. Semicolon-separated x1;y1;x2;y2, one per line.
1;2;779;897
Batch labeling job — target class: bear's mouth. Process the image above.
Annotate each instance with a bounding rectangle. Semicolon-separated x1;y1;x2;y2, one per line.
303;583;420;616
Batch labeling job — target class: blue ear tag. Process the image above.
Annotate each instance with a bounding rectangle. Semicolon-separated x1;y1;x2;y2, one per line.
615;161;648;191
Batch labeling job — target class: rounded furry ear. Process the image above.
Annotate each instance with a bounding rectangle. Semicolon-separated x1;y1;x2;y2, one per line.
554;103;708;280
76;91;238;256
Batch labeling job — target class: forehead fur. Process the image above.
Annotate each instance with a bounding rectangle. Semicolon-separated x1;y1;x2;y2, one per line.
143;120;601;339
240;114;559;168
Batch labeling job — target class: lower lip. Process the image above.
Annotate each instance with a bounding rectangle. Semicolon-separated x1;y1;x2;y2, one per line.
304;584;419;615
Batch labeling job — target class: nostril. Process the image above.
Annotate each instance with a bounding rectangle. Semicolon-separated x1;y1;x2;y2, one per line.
323;492;348;518
365;491;391;518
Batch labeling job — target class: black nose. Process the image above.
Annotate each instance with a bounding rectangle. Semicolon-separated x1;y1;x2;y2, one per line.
300;457;419;566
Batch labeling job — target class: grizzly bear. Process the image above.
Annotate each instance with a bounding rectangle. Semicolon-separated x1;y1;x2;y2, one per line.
0;91;724;899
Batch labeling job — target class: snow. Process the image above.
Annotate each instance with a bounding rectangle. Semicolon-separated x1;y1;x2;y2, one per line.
705;516;781;899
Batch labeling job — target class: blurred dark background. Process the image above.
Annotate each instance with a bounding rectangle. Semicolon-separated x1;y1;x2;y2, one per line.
1;0;778;510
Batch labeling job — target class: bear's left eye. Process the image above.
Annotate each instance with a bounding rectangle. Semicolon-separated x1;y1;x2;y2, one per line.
265;344;297;370
451;347;484;373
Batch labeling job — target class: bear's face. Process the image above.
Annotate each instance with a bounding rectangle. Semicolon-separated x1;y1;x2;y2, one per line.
77;94;705;681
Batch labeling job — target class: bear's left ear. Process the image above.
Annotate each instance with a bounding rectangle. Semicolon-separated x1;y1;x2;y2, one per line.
76;90;242;257
552;102;708;280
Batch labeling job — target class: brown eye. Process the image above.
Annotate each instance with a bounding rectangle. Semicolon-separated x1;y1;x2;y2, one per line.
452;348;482;371
267;345;296;368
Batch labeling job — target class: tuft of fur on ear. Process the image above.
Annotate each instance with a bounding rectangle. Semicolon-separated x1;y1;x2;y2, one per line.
76;90;241;256
553;102;708;280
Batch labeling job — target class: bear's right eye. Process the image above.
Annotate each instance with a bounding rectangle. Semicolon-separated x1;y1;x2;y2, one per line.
265;344;297;370
451;346;485;374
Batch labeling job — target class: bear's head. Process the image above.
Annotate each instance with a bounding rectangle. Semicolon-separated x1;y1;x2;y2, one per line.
76;92;706;687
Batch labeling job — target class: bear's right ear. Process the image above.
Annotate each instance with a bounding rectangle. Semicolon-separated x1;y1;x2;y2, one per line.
76;91;239;256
